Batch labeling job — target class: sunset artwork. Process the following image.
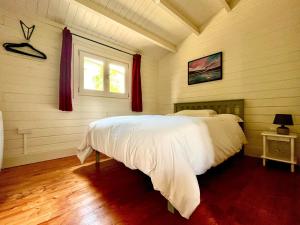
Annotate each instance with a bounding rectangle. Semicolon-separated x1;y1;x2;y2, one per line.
188;52;222;85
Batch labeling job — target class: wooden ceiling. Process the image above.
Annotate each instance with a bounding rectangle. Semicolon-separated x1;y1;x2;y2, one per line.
0;0;234;57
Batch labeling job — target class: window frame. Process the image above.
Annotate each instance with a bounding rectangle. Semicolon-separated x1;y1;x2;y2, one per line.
78;50;129;99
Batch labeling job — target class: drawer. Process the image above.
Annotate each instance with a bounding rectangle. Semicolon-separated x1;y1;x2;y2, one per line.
266;136;290;142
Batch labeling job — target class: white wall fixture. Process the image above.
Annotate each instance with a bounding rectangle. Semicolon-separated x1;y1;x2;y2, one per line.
18;128;32;155
0;111;3;171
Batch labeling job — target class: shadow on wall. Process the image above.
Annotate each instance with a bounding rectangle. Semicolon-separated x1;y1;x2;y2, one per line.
229;0;241;9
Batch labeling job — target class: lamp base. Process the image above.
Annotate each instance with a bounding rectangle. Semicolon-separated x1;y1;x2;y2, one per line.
277;126;289;135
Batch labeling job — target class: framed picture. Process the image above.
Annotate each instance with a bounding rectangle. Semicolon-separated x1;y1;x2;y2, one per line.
188;52;222;85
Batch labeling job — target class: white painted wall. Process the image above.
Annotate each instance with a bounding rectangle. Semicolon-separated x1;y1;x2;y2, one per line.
157;0;300;159
0;9;158;168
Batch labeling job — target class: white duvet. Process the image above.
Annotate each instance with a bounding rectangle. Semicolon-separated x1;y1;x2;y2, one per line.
78;115;246;218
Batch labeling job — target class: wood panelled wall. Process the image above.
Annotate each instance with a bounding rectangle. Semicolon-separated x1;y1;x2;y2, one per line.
157;0;300;159
0;10;158;168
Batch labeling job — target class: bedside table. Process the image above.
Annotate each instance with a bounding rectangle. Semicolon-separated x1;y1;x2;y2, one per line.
261;131;297;172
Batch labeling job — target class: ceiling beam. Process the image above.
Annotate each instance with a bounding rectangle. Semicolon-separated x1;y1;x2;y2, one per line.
218;0;231;12
154;0;200;35
74;0;176;52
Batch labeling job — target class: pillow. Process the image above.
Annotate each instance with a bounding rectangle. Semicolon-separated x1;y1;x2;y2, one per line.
215;114;243;122
174;109;217;117
166;113;177;116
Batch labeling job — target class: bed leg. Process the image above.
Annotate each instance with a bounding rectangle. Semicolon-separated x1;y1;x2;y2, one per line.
95;151;100;164
167;201;175;214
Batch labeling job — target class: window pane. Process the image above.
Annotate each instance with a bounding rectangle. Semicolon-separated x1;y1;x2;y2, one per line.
109;63;126;94
83;56;104;91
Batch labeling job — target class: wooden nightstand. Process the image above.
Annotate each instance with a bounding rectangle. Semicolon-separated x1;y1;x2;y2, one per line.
261;131;297;172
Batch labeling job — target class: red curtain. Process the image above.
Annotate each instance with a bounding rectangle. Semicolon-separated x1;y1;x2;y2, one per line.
59;27;73;111
131;54;143;112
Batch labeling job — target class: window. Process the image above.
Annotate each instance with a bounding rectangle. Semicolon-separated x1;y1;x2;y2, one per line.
79;51;129;98
109;63;126;94
83;56;104;91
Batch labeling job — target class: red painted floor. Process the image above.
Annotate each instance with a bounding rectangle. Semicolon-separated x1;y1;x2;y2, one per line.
72;155;300;225
0;154;299;225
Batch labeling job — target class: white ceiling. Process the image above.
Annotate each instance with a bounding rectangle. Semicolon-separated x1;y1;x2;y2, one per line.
0;0;233;58
170;0;224;27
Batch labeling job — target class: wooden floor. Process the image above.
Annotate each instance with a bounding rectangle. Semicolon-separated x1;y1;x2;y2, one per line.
0;154;299;225
0;154;168;225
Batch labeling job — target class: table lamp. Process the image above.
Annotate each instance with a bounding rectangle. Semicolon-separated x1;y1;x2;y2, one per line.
273;114;293;135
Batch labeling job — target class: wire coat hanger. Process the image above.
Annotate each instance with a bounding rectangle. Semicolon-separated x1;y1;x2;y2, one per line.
20;20;35;40
2;20;47;59
3;42;47;59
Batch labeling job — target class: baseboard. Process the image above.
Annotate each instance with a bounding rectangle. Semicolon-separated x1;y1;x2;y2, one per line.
2;147;298;169
2;148;77;168
244;152;260;158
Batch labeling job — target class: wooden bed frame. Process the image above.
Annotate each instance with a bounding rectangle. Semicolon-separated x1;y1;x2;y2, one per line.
94;99;245;214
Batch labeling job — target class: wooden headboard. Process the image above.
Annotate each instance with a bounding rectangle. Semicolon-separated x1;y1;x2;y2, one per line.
174;99;244;120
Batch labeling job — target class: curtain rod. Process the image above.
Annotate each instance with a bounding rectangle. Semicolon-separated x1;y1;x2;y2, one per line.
71;33;135;56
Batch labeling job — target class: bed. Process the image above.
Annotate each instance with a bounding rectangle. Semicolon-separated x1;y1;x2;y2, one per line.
77;99;247;219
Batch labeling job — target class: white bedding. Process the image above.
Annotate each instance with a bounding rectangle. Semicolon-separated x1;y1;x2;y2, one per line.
78;115;246;218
